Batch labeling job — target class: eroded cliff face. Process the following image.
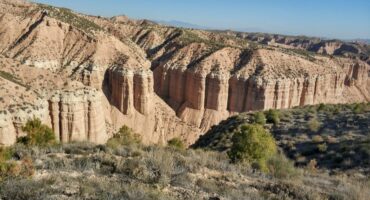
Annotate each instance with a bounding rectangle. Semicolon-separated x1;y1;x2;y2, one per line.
105;66;201;145
150;47;369;132
107;67;153;115
0;0;368;146
0;88;108;146
49;89;107;144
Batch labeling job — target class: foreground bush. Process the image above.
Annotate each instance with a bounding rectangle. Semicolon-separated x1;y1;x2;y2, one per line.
307;118;320;132
265;109;280;125
228;124;277;172
167;137;185;150
267;153;301;179
106;125;141;149
0;147;34;180
253;112;266;125
17;118;56;147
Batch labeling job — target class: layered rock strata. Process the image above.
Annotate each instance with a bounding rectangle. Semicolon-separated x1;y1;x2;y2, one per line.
49;89;107;144
152;59;369;131
0;89;108;146
107;67;153;115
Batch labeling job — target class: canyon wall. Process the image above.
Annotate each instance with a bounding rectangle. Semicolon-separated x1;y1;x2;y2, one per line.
152;61;369;131
0;89;108;146
107;67;153;115
105;66;201;145
49;89;108;144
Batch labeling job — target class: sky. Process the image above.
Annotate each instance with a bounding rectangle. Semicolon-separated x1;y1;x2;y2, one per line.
32;0;370;39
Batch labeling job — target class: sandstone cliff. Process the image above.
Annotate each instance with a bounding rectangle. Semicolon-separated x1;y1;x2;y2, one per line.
49;89;107;144
0;0;368;146
0;84;108;146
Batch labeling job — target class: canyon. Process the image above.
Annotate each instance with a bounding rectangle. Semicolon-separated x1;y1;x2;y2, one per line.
0;0;369;146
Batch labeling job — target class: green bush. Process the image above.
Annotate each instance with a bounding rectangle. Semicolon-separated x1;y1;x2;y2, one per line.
18;118;56;147
352;103;365;114
106;126;141;149
317;143;328;153
228;124;277;172
307;118;320;132
253;112;266;125
167;138;185;150
267;153;300;179
265;109;280;125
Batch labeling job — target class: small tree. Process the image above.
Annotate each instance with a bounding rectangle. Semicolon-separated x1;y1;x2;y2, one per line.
228;124;277;172
106;125;141;148
265;109;280;125
308;118;320;132
18;118;56;146
167;138;185;150
253;112;266;125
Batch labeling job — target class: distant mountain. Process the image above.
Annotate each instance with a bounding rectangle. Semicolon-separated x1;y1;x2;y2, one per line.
155;20;211;30
348;39;370;45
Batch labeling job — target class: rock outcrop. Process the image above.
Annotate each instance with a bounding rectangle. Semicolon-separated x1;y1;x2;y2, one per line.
105;66;200;145
107;67;153;115
0;101;51;146
49;89;108;144
0;88;108;146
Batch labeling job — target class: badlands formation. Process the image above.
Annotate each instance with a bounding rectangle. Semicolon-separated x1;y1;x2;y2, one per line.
0;0;369;146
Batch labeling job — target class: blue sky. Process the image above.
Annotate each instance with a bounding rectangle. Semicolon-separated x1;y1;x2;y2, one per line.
32;0;370;39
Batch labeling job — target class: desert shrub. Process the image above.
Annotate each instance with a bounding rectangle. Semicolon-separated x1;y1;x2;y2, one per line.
267;153;301;179
265;109;280;125
228;124;277;172
196;178;222;193
307;118;321;132
167;138;185;150
106;125;141;149
359;137;370;158
0;147;34;180
317;143;328;153
352;103;365;114
317;103;327;112
312;135;324;143
253;112;266;125
17;118;56;147
306;159;317;172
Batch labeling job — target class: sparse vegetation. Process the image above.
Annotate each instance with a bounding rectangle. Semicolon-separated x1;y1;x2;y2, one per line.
0;70;29;88
194;103;370;172
0;139;368;199
38;4;102;35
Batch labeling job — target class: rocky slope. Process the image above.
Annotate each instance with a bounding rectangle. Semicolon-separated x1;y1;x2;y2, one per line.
0;0;198;146
216;31;370;65
0;0;369;146
92;16;370;132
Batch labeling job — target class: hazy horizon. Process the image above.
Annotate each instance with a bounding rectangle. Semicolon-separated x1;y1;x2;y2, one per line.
32;0;370;40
